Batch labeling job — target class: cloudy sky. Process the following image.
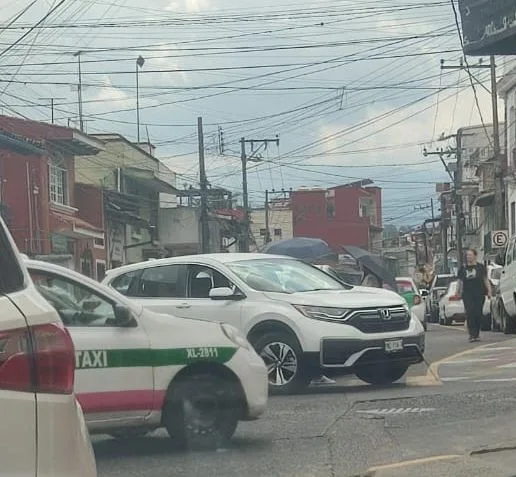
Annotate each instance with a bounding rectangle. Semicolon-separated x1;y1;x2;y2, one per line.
0;0;513;226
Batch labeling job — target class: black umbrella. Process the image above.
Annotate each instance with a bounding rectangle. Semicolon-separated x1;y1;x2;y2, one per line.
263;237;336;262
343;245;398;292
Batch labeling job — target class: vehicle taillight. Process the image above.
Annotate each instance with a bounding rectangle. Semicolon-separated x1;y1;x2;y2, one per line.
449;295;462;301
413;295;421;306
0;323;74;394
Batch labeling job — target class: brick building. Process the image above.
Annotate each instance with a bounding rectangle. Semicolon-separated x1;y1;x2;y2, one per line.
291;180;382;252
0;116;106;275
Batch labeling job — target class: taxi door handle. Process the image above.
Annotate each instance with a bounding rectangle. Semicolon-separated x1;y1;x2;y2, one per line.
176;303;191;309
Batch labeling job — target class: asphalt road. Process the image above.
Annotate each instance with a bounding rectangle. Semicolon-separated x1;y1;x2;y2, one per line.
93;324;516;477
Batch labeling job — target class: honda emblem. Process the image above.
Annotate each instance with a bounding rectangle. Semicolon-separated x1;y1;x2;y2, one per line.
378;309;391;320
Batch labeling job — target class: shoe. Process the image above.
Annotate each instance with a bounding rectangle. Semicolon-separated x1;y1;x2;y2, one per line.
311;375;336;385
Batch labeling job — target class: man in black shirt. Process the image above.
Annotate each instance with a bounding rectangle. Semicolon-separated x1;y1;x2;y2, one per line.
458;249;492;342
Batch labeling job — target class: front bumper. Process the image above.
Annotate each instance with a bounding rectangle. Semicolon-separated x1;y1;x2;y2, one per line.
302;333;425;371
227;347;268;421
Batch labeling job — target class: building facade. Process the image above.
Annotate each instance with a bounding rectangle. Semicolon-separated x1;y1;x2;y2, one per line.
291;180;382;252
250;197;293;250
0;116;106;274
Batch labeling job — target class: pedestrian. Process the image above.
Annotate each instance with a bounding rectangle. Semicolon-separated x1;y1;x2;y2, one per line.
458;249;492;342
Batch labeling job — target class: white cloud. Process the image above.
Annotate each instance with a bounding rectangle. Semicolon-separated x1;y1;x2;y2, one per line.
166;0;210;12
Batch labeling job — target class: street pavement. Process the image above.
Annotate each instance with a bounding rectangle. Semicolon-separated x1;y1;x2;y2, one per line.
93;324;516;477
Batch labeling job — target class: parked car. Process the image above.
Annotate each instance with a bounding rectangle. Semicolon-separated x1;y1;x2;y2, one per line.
438;280;490;329
103;254;426;393
0;219;96;477
496;237;516;333
425;274;456;323
487;264;502;288
26;259;267;450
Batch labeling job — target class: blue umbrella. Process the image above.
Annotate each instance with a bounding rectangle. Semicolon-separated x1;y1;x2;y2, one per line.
263;237;336;262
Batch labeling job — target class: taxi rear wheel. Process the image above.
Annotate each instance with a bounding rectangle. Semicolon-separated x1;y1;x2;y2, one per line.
163;373;239;450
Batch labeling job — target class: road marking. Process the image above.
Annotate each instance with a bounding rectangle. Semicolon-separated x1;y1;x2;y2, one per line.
473;377;516;382
497;362;516;368
356;407;435;416
440;376;469;382
366;454;461;472
428;338;516;384
471;346;515;352
440;358;498;365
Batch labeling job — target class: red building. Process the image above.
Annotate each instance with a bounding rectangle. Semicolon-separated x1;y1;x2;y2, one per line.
291;180;382;252
0;116;107;277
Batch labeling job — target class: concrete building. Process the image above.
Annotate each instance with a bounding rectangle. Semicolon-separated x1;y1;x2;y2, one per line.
250;197;293;250
75;134;178;267
0;116;106;274
290;180;382;252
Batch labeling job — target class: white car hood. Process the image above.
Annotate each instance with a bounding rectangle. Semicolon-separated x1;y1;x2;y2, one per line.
264;285;405;308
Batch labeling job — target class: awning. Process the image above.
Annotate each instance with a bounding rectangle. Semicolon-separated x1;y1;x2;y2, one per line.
124;167;178;194
473;191;495;208
51;211;104;240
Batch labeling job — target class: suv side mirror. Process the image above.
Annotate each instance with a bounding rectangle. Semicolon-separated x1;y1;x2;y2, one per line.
209;287;242;300
114;304;135;327
419;289;429;298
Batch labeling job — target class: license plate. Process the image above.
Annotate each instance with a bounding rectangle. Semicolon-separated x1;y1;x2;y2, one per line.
385;339;403;353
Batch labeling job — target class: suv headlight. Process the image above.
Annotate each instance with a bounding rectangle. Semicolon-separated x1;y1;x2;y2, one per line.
220;323;252;351
293;305;350;321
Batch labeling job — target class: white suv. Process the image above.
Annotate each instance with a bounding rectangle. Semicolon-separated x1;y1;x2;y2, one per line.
103;254;426;394
496;237;516;333
0;218;96;477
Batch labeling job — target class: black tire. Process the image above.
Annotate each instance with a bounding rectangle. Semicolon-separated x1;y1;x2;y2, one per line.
109;429;149;440
500;303;515;335
444;316;453;326
252;331;311;395
355;362;409;385
492;306;501;332
162;374;239;450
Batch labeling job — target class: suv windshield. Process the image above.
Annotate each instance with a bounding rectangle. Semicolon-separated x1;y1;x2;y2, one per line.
228;258;345;293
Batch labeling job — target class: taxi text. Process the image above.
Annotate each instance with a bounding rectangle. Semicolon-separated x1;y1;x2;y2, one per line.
186;347;219;359
76;350;108;369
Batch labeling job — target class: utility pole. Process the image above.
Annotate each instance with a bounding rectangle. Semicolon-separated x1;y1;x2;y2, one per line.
74;51;84;132
490;55;504;230
239;136;280;252
136;56;145;143
198;117;209;253
264;189;270;245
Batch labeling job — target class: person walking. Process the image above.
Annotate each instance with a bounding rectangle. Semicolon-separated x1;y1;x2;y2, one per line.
458;249;492;342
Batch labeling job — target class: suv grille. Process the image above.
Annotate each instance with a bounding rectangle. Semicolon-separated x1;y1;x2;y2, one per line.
346;306;410;333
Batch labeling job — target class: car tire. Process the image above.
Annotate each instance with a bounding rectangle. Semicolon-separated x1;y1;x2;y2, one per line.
252;331;311;395
500;303;515;335
162;373;239;450
109;429;149;440
355;362;409;385
492;306;501;332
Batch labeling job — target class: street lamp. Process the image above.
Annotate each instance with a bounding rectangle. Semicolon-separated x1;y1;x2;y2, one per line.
136;55;145;142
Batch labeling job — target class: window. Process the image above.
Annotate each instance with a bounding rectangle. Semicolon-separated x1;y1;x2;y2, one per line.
187;265;233;298
94;237;105;249
136;265;184;298
49;156;68;205
0;220;24;294
396;280;415;293
274;228;282;237
511;202;515;236
111;270;139;295
29;271;117;327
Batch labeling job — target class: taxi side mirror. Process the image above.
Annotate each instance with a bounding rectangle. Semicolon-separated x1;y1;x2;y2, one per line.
209;287;243;301
114;304;135;327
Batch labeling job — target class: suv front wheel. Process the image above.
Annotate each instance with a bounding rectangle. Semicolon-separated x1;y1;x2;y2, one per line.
253;331;311;395
355;362;408;385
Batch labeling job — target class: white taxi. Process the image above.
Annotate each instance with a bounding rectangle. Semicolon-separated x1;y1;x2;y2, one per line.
26;259;268;450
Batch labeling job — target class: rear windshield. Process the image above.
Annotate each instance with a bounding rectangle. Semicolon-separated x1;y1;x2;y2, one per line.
435;276;454;288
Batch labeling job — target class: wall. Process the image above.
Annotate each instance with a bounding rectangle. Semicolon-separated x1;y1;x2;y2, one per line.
75;135;159;188
250;206;293;250
291;187;380;251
